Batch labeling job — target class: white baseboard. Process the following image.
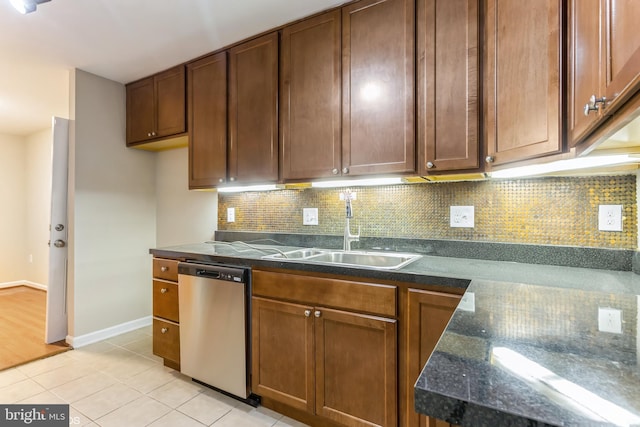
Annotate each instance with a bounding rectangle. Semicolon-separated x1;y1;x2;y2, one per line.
0;281;47;291
66;315;153;348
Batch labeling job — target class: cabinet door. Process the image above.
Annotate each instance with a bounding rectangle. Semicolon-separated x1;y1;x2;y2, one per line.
418;0;479;173
342;0;415;176
604;0;640;112
187;52;228;189
126;77;155;144
155;66;186;138
251;297;315;413
406;289;460;427
315;307;397;427
280;11;342;181
569;0;604;145
484;0;563;167
229;33;279;184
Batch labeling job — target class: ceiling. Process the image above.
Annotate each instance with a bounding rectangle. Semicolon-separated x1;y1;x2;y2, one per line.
0;0;345;136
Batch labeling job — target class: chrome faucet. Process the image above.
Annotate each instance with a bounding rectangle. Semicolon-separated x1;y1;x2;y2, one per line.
342;190;360;251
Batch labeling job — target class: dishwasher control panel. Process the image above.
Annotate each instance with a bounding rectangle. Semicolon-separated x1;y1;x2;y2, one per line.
178;262;247;283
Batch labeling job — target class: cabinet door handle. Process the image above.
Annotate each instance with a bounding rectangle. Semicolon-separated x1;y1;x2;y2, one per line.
342;167;349;174
485;156;495;164
304;310;311;317
161;327;168;334
147;132;152;137
218;178;225;183
160;288;168;294
229;177;235;182
160;266;169;272
332;168;339;175
426;161;435;169
314;310;321;318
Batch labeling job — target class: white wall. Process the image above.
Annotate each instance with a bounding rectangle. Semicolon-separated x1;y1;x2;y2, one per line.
68;69;156;338
156;147;217;247
0;134;27;283
25;128;53;286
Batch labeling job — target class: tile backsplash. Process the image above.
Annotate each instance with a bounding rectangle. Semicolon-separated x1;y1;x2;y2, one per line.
218;175;638;250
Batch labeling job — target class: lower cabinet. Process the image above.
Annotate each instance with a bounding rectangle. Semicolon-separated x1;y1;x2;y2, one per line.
252;270;397;427
406;289;461;427
152;258;181;370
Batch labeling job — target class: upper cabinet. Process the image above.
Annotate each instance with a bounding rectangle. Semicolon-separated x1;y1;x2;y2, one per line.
229;33;279;184
570;0;640;147
126;66;186;146
187;52;228;189
417;0;480;174
280;10;342;181
484;0;563;168
342;0;416;176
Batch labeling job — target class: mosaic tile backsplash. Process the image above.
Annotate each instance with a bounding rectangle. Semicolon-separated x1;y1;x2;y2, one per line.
218;175;638;249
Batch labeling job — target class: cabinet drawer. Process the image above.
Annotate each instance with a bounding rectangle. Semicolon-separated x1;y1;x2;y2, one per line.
153;318;180;364
153;258;179;282
253;270;396;317
153;280;179;322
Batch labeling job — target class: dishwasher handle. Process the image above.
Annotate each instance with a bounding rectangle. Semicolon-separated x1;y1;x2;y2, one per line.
195;269;221;279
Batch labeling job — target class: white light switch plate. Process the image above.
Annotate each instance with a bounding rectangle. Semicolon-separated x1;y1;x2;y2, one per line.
303;208;319;225
598;307;622;334
227;207;235;223
450;206;474;228
598;205;622;231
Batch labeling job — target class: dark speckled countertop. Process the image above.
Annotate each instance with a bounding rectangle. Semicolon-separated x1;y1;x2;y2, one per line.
150;239;640;426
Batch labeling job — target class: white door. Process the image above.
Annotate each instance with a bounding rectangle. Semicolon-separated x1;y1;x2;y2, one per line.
46;117;69;344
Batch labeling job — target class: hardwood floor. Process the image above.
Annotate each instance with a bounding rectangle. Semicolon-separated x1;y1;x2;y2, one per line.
0;286;69;371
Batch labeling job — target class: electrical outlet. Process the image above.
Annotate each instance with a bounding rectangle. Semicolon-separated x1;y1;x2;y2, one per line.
458;292;475;312
598;307;622;334
303;208;319;225
598;205;622;231
450;206;474;228
227;207;235;223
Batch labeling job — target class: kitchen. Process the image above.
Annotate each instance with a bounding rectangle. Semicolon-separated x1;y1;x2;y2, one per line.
1;0;640;426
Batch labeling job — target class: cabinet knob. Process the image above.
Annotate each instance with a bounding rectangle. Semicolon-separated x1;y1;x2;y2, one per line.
304;310;311;317
229;177;235;182
426;161;435;169
584;95;606;116
314;310;321;318
152;131;156;136
160;266;169;272
342;167;349;174
584;103;598;116
160;288;168;294
161;327;168;334
332;168;339;175
218;178;224;183
485;156;494;164
147;132;152;137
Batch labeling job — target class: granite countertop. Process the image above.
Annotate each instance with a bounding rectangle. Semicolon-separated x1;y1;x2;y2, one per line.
150;239;640;426
415;279;640;427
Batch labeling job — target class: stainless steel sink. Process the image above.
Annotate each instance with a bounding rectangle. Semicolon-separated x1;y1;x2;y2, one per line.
306;251;421;270
262;249;421;270
262;248;331;260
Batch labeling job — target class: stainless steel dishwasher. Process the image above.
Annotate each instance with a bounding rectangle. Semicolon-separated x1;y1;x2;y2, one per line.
178;262;254;403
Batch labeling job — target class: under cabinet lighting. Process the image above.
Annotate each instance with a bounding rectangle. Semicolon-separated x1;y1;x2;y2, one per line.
311;177;403;188
489;155;639;179
217;184;278;193
10;0;50;14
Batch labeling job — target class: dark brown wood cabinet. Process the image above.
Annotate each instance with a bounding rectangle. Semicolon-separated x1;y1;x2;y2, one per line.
126;66;186;146
406;289;461;427
484;0;563;168
252;270;397;427
417;0;480;174
280;10;342;181
229;32;279;184
151;258;180;370
342;0;415;177
570;0;640;148
187;52;228;189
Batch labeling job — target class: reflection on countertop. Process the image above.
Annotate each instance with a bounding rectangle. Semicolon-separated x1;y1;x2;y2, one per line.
415;279;640;427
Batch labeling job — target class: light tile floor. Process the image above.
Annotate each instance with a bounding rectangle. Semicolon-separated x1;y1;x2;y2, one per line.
0;326;309;427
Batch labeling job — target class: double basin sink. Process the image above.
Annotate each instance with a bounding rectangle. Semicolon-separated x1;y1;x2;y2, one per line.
262;248;421;270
